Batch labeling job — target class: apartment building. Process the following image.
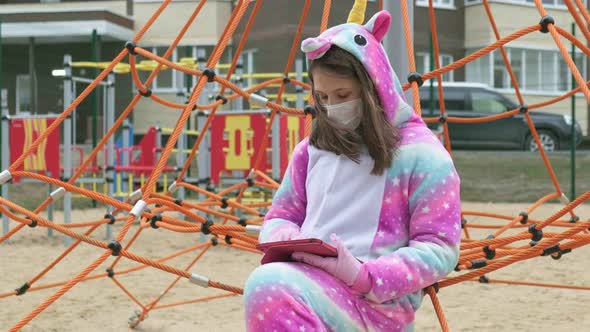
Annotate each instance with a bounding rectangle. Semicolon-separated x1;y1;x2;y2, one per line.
0;0;232;140
235;0;588;137
464;0;588;135
1;0;587;139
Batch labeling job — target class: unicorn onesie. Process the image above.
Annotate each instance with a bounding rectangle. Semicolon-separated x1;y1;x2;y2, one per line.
244;4;461;332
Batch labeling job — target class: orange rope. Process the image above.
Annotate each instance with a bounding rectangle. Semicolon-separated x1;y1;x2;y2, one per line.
3;2;590;331
177;0;264;182
400;0;421;116
402;25;541;90
425;287;450;332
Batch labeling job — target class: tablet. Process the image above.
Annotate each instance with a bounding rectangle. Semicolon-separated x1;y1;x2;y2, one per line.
256;238;338;265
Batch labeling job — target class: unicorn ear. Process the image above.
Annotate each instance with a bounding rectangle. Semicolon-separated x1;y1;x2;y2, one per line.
364;10;391;42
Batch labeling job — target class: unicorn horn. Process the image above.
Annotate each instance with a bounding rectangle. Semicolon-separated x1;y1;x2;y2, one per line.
347;0;367;24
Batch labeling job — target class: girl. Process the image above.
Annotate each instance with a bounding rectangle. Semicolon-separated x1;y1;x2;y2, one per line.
244;6;461;332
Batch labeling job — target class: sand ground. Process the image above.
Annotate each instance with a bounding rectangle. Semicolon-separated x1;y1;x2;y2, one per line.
0;201;588;331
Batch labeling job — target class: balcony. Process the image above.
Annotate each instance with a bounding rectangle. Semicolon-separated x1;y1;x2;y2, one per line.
0;1;133;43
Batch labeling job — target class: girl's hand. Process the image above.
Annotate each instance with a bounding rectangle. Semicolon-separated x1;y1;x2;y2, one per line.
292;233;362;287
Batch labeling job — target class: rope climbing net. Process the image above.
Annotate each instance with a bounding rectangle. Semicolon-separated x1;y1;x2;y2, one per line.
0;0;589;331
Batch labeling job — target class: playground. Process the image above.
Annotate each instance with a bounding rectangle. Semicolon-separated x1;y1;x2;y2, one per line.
1;0;589;331
1;203;589;331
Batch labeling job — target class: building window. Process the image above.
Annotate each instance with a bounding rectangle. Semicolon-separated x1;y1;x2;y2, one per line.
465;0;582;8
466;47;587;93
417;0;455;8
16;75;32;114
526;0;566;7
416;53;454;82
137;46;178;92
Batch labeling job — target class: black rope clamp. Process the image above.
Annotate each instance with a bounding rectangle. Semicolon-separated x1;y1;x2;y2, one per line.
125;41;137;55
201;219;214;235
282;75;291;84
528;223;543;242
539;16;555;33
246;178;254;187
225;235;232;245
26;217;37;228
407;72;424;87
461;218;467;229
519;104;528;114
215;95;228;105
220;197;229;209
519;211;529;225
238;218;247;226
454;264;461;272
210;237;219;246
469;259;487;270
259;213;266;218
104;214;116;225
304;105;316;117
174;199;183;206
478;275;490;284
483;245;496;260
542;244;561;256
438;114;447;124
570;216;580;223
551;248;572;260
139;88;152;97
108;240;122;256
150;214;162;229
106;268;115;278
429;282;440;293
202;68;216;82
15;283;30;296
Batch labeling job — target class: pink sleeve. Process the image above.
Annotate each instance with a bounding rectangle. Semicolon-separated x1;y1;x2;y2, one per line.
360;144;461;303
258;138;310;243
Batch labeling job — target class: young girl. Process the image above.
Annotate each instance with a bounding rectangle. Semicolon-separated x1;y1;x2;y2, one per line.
244;7;461;332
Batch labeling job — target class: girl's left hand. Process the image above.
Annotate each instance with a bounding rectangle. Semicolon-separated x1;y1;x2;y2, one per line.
292;233;362;287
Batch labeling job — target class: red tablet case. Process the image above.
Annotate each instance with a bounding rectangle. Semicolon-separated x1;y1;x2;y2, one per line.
256;238;338;265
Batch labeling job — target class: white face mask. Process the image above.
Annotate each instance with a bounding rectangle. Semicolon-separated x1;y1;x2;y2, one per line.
325;98;363;129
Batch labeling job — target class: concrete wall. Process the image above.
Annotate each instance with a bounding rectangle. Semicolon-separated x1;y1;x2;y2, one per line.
415;3;466;81
465;2;583;49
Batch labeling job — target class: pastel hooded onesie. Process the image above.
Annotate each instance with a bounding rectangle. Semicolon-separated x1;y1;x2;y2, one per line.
244;9;461;332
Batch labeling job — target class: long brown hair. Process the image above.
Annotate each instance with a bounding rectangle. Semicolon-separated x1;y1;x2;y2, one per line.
308;46;401;176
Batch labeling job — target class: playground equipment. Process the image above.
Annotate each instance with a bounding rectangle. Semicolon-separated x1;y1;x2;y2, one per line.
62;52;310;206
1;90;61;239
0;0;589;331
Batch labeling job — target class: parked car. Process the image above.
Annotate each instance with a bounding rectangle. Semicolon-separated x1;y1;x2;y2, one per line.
418;82;583;152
